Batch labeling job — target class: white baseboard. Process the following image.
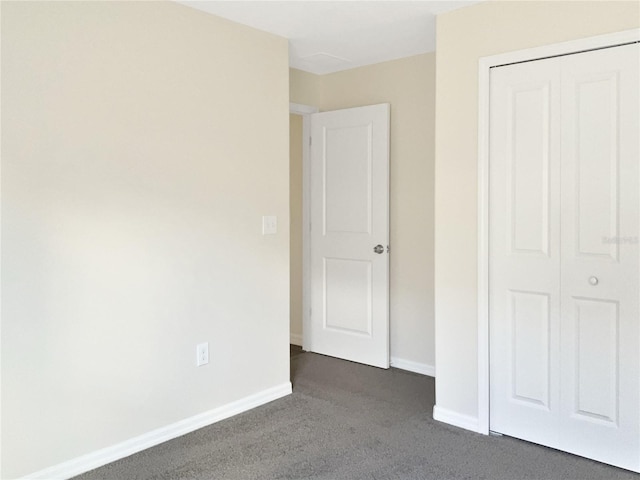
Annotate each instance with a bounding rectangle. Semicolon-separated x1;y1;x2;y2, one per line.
290;333;303;346
390;357;435;377
23;382;292;480
433;405;480;433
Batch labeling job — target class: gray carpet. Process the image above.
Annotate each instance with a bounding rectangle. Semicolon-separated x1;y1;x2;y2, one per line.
75;351;638;480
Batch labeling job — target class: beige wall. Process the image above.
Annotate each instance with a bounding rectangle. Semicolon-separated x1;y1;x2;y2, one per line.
290;53;436;368
290;68;321;107
1;2;289;477
434;1;640;421
290;114;304;342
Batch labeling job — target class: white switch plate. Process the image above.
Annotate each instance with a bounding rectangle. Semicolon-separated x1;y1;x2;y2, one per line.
262;215;277;235
196;342;209;367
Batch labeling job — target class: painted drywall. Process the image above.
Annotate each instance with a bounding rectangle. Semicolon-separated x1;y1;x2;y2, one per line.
290;68;321;107
434;1;640;422
1;2;289;477
290;114;304;344
290;53;436;370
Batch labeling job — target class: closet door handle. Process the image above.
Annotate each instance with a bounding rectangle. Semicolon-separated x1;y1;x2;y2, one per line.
589;276;599;286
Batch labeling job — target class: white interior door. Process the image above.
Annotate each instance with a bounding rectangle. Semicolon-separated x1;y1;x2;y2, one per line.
490;43;639;472
308;104;390;368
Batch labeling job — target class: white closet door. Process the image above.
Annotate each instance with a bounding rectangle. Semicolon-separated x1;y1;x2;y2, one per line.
559;43;639;471
489;56;563;448
490;43;639;472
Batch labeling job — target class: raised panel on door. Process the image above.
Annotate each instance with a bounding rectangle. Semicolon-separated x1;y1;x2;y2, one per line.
489;56;561;446
508;84;551;256
309;104;390;369
324;125;372;235
572;74;619;260
509;290;551;408
572;298;619;425
323;258;372;336
559;43;639;471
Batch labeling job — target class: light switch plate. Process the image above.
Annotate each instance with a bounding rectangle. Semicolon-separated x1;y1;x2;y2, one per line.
262;216;277;235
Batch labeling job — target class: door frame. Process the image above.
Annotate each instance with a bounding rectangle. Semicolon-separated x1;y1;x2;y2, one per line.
476;28;640;436
289;102;319;349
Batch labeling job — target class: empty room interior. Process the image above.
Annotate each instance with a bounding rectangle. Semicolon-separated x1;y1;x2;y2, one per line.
2;1;640;479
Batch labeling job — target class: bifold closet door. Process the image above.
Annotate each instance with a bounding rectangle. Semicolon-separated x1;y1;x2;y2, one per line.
489;55;563;449
558;44;639;470
490;43;639;472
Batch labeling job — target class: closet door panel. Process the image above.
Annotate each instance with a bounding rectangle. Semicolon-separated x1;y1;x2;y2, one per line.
559;43;639;472
489;56;562;447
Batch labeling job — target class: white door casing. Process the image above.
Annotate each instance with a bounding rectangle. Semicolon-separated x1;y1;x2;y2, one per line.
308;104;390;369
489;43;639;472
289;102;319;350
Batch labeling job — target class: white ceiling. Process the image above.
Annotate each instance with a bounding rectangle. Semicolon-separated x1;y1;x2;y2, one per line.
177;1;481;75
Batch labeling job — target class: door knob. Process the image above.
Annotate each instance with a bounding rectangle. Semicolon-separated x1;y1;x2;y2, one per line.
373;245;384;254
589;276;599;286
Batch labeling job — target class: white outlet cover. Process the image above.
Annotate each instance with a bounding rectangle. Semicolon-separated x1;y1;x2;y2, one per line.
262;215;277;235
196;342;209;367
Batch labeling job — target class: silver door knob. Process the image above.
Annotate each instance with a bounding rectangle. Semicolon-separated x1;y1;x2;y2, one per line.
589;276;599;286
373;245;384;254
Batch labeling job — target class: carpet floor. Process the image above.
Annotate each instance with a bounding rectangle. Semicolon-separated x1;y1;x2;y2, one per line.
75;350;638;480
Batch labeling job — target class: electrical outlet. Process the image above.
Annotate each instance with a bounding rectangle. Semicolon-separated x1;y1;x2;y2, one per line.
196;342;209;367
262;215;277;235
